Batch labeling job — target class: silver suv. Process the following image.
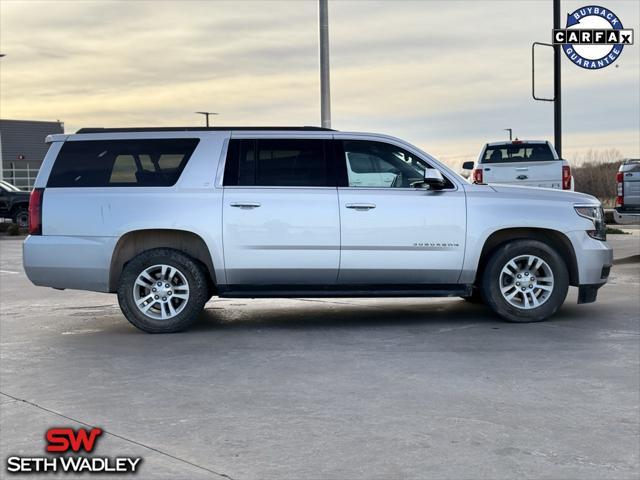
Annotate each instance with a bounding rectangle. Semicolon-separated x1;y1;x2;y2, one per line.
23;127;613;333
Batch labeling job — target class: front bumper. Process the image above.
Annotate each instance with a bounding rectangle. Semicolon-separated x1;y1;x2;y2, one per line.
565;230;613;286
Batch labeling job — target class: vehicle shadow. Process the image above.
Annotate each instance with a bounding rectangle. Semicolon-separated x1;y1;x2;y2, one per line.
88;294;591;335
190;298;502;332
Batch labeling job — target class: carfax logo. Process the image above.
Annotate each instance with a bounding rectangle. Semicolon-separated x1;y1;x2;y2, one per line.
5;427;142;475
553;5;634;69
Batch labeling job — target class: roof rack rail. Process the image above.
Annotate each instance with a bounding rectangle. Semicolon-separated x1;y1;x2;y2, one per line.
75;126;336;134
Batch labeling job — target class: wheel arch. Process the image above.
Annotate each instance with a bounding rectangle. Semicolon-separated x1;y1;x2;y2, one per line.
476;228;579;287
109;229;216;293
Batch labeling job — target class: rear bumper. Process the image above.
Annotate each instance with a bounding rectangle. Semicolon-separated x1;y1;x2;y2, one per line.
23;235;116;293
614;209;640;225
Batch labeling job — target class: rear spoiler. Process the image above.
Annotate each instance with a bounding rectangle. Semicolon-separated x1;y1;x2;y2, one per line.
45;134;70;144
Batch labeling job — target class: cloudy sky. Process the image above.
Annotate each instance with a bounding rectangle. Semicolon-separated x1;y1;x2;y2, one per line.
1;0;638;167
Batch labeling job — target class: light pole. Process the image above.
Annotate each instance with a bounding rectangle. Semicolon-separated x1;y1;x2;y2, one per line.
195;111;218;127
0;54;5;181
319;0;331;128
503;128;513;141
553;0;562;158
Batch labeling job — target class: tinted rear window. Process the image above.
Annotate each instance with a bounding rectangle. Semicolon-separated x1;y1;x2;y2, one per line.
47;139;199;187
483;143;556;163
223;138;332;187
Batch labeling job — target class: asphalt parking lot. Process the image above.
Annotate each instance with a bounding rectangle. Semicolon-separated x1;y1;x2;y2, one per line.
1;235;639;479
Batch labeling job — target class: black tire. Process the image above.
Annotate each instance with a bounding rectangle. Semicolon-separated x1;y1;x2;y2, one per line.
12;207;29;228
480;239;569;323
117;248;209;333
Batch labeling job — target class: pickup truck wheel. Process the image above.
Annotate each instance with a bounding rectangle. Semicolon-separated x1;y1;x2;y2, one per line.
117;248;208;333
481;240;569;323
12;207;29;228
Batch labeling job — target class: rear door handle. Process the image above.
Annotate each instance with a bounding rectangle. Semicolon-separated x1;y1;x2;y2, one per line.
516;167;529;171
230;202;261;209
346;203;376;211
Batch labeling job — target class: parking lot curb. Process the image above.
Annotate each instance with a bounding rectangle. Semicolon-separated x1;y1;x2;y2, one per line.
613;254;640;265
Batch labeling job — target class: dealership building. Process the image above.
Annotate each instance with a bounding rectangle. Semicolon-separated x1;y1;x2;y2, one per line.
0;119;64;190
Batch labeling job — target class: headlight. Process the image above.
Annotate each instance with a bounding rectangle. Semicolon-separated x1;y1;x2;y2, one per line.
575;205;606;241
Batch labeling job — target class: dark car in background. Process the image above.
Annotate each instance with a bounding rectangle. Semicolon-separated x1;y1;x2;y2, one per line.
0;180;30;227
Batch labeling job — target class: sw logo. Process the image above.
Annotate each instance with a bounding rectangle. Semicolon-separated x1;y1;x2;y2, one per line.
5;427;142;475
46;427;103;453
552;5;634;69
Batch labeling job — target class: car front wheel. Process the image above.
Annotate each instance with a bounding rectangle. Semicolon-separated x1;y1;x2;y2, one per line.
117;248;209;333
480;239;569;323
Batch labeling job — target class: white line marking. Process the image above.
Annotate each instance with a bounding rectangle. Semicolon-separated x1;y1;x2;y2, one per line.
0;270;19;274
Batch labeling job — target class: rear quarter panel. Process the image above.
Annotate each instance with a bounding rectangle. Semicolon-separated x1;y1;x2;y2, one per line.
31;132;228;291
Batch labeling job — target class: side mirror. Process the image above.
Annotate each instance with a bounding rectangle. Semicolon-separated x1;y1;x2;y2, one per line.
423;168;446;190
462;161;475;170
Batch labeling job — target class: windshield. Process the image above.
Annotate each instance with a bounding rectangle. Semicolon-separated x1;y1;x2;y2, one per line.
483;143;556;163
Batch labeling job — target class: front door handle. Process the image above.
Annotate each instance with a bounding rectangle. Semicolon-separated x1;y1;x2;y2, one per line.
230;202;261;209
346;203;376;211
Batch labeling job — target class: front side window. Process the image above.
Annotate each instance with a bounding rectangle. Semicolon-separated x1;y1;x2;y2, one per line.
47;138;199;187
224;139;331;187
342;140;436;188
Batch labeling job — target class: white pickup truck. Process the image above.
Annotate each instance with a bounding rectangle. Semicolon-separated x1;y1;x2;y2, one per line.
463;140;574;190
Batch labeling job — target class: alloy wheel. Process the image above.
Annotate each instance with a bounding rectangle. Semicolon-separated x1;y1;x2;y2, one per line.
132;264;190;320
499;254;554;309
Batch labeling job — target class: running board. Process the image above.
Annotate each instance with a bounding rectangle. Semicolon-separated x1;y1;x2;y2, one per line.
217;284;472;299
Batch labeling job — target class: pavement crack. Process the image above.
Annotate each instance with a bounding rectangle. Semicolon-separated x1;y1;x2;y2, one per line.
0;391;236;480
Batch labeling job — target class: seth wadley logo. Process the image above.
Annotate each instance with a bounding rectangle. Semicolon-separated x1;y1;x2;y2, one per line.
553;5;634;69
5;427;142;474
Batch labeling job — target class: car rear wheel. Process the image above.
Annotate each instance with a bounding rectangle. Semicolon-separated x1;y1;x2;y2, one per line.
480;239;569;323
117;248;209;333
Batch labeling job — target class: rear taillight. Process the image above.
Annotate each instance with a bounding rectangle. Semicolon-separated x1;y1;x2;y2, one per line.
616;171;624;206
28;188;44;235
472;168;483;184
562;165;572;190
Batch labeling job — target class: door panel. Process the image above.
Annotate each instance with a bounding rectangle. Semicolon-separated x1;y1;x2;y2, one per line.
338;188;466;284
223;188;340;284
